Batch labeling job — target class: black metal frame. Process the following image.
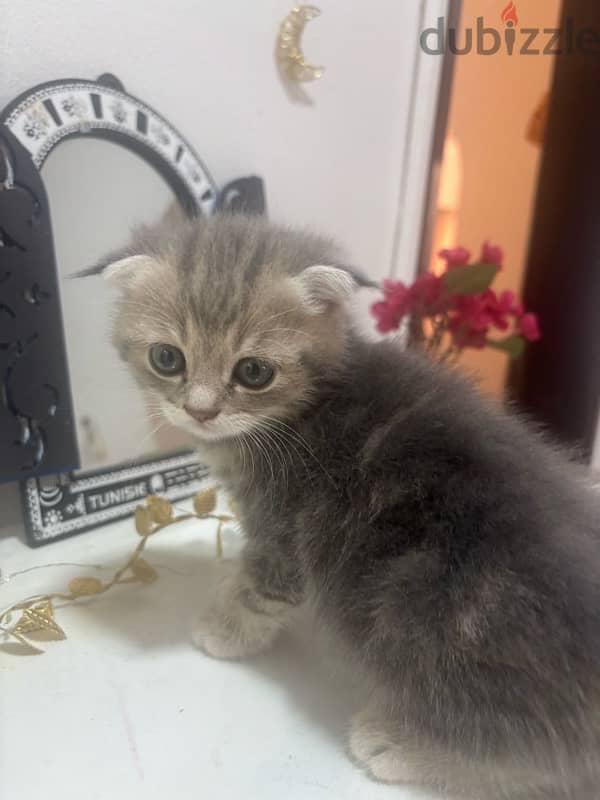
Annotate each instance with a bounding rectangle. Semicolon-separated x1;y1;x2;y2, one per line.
20;451;210;547
0;73;265;545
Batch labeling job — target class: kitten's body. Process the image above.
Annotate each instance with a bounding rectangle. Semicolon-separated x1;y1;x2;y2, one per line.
106;213;600;799
209;340;600;799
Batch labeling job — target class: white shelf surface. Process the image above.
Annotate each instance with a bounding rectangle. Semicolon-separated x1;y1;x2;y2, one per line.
0;500;435;800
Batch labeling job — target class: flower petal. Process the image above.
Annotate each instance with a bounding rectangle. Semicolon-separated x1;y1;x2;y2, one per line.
519;313;542;342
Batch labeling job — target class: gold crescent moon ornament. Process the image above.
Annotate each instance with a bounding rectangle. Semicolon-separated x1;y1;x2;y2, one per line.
277;5;325;83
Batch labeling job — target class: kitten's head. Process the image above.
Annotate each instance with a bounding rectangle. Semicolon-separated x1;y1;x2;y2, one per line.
102;212;369;443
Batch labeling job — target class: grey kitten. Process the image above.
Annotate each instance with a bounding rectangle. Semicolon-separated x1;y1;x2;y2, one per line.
104;212;600;799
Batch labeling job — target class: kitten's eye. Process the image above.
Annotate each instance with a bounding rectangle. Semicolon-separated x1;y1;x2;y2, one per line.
233;358;275;390
149;344;186;377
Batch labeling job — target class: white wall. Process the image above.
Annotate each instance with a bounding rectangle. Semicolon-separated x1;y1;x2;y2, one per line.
1;0;446;277
0;0;446;539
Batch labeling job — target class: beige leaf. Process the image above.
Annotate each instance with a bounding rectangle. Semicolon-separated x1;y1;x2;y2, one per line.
13;602;66;640
12;610;42;634
135;505;154;536
146;495;173;524
130;558;158;584
193;487;217;516
69;576;104;596
5;629;44;654
12;598;54;628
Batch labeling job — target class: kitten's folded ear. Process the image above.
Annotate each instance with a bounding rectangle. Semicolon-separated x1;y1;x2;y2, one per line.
295;264;377;313
71;250;158;289
101;254;159;288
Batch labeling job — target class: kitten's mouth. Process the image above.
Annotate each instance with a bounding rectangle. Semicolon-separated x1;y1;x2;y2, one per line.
188;416;229;440
161;403;252;442
179;409;251;442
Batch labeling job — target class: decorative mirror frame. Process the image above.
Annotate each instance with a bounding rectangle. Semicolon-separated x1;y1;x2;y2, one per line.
0;73;265;546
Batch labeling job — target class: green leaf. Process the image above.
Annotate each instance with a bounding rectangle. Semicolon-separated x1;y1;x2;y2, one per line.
487;335;526;359
442;263;500;296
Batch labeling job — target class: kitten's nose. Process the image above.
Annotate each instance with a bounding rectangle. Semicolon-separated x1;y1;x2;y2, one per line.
184;405;220;424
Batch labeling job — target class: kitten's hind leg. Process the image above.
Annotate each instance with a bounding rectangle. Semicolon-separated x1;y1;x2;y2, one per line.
348;700;593;799
192;546;303;659
348;693;455;788
348;702;418;785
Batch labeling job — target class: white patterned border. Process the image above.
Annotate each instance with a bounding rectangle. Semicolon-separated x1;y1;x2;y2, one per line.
4;81;216;216
24;451;210;542
68;451;202;491
31;477;209;541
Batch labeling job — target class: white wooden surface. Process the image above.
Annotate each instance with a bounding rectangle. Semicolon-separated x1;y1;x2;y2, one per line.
0;500;437;800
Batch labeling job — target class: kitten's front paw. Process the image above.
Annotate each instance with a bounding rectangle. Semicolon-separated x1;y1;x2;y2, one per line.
192;567;289;659
191;611;250;659
348;709;412;784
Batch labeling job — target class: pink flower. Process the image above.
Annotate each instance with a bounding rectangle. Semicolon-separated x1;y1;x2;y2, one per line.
480;241;504;266
438;246;471;269
450;290;511;333
519;313;541;342
481;290;510;331
448;302;489;348
447;288;520;351
450;294;491;332
371;245;540;355
497;289;523;318
371;301;401;333
409;273;444;314
371;280;412;333
382;280;411;316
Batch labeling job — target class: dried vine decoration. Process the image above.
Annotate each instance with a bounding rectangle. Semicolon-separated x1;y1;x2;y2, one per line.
0;488;234;654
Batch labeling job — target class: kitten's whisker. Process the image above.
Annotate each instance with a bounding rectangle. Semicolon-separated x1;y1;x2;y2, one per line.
231;418;255;486
247;427;275;491
133;419;171;451
255;416;307;464
241;431;256;489
255;431;276;491
257;415;316;490
256;415;336;488
226;418;256;489
255;419;306;481
233;435;248;484
256;425;290;492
